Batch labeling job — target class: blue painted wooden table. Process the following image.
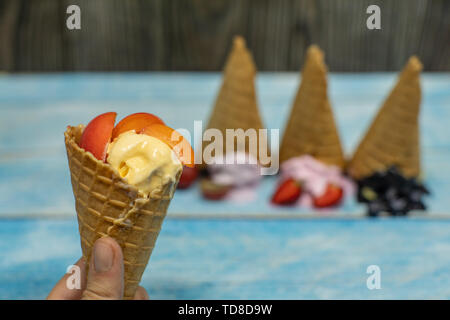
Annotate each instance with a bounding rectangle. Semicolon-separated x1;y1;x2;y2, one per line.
0;73;449;299
1;218;450;300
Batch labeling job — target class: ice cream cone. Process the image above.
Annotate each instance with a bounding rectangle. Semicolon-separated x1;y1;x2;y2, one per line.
279;45;345;169
200;36;267;167
347;56;422;179
64;125;181;299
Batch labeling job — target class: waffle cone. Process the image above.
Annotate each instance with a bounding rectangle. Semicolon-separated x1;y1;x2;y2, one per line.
279;45;345;168
64;125;181;299
348;56;422;179
199;36;267;168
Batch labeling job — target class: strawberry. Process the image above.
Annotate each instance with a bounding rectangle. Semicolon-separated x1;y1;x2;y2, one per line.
313;183;343;208
177;166;198;189
271;178;302;205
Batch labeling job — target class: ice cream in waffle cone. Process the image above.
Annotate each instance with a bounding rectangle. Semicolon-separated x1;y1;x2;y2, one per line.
65;124;182;299
200;36;267;167
279;45;345;169
347;56;423;179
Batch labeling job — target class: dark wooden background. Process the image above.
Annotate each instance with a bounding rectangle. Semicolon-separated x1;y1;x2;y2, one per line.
0;0;449;72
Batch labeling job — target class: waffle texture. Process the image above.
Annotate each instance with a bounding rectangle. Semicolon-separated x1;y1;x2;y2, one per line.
64;125;181;299
348;56;422;179
200;36;268;167
279;45;345;168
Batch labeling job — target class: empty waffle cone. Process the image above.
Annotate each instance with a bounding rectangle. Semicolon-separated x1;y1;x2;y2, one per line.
348;56;423;179
279;45;345;168
199;36;268;168
64;125;181;299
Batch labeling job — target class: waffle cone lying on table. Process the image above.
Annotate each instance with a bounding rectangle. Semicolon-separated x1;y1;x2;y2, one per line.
197;36;268;200
200;36;266;166
348;56;423;179
272;45;351;208
347;56;429;216
64;112;193;299
279;45;345;169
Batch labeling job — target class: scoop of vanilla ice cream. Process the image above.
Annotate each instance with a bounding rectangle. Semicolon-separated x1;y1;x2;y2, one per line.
107;131;182;195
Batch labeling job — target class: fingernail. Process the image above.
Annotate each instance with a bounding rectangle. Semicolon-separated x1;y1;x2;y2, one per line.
93;239;114;273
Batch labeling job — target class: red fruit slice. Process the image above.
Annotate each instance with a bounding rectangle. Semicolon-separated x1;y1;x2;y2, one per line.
79;112;117;162
111;112;164;140
178;166;199;189
200;179;231;200
141;124;195;168
271;178;302;205
313;184;343;208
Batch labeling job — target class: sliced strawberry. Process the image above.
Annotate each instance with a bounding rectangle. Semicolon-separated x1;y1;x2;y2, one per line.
313;183;343;208
80;112;117;162
141;124;195;168
200;179;231;200
177;166;199;189
271;178;302;205
111;112;164;140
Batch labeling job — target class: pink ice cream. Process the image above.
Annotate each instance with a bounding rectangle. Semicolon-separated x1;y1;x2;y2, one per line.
280;155;355;207
207;152;262;202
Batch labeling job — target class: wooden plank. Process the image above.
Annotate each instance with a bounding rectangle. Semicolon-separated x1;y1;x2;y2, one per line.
60;0;167;71
0;0;21;71
0;0;448;71
13;0;65;71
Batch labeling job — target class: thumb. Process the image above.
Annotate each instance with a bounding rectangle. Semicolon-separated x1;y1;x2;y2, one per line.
82;237;124;300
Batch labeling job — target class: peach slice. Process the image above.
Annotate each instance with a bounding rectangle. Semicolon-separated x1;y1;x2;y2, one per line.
111;112;164;140
141;124;195;168
80;112;117;162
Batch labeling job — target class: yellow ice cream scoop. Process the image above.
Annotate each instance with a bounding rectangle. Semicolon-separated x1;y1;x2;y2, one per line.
107;130;182;196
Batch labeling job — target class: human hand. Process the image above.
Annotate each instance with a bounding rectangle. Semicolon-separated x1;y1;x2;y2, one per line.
47;237;149;300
